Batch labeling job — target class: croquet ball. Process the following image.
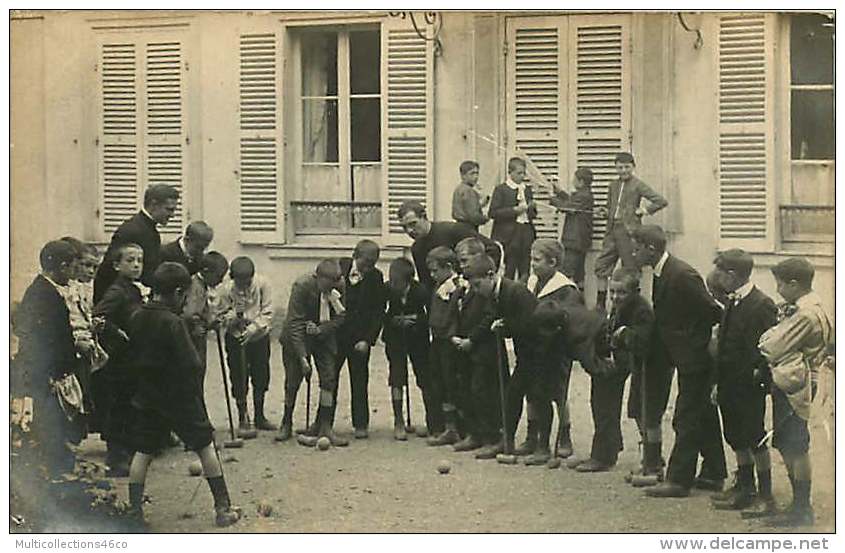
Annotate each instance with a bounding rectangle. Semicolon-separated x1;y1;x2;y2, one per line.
188;460;203;476
317;437;331;450
547;458;562;469
257;500;273;517
437;460;451;474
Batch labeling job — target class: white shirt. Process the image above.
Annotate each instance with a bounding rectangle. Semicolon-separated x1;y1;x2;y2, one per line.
730;281;755;305
652;251;670;278
506;178;530;224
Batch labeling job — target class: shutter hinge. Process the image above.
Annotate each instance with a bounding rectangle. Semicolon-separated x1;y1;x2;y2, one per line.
95;136;100;146
502;41;508;57
185;136;191;145
184;61;189;72
94;62;98;73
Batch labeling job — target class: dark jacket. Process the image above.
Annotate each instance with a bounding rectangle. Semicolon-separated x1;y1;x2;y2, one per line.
604;176;668;234
494;277;539;360
280;274;346;359
382;280;430;358
428;275;461;340
93;211;161;303
12;275;77;398
601;294;654;375
652;255;722;374
338;257;386;346
159;239;201;276
550;187;594;252
527;272;583;371
127;301;203;412
716;286;778;385
488;182;537;248
410;221;502;294
455;284;500;369
93;276;144;366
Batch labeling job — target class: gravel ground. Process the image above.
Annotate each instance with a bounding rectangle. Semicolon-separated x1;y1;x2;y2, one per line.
66;341;834;533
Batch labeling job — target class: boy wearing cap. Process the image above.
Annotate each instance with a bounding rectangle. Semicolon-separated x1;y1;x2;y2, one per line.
708;250;778;511
594;153;667;310
755;258;832;527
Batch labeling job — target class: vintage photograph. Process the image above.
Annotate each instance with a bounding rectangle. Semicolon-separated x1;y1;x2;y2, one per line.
8;8;836;535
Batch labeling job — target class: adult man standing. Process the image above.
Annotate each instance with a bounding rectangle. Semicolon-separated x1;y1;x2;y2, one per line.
159;221;214;276
93;184;180;303
398;201;501;293
631;225;727;498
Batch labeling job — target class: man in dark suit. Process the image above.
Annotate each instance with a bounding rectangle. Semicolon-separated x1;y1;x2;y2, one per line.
159;221;214;276
277;259;347;446
93;184;180;303
398;200;502;294
13;240;82;477
631;225;727;498
488;157;537;281
331;240;387;439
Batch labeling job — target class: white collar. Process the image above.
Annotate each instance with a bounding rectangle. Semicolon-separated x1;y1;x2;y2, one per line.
41;273;69;296
493;276;503;300
527;271;576;299
653;251;670;277
435;274;459;300
506;178;524;191
178;236;190;258
732;281;755;302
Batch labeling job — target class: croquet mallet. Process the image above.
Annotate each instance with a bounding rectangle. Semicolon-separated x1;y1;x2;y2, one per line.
494;328;518;465
214;328;243;448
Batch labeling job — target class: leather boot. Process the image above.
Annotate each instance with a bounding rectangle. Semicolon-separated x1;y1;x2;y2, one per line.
236;402;250;430
207;475;242;527
556;424;573;459
253;392;277;431
275;405;294;442
318;406;349;447
453;435;483;452
392;396;407;441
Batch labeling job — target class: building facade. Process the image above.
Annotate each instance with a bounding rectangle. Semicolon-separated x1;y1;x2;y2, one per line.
11;10;835;314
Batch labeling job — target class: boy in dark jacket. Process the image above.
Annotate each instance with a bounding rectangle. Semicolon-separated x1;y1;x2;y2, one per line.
333;240;386;439
574;269;651;473
519;239;583;466
13;240;80;477
382;257;431;441
126;262;241;528
425;246;462;445
551;168;594;290
93;242;147;477
277;259;347;446
709;250;778;511
463;255;538;460
489;157;538;281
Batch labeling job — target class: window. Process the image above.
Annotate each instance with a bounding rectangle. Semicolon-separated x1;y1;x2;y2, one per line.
293;28;382;235
781;13;834;243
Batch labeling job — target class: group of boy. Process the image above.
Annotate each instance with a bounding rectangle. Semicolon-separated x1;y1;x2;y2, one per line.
450;154;831;527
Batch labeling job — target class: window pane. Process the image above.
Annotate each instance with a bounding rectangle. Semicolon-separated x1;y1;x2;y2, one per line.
791;90;834;160
790;14;834;85
303;98;338;162
350;30;381;95
352;164;382;202
301;32;338;96
350;97;381;162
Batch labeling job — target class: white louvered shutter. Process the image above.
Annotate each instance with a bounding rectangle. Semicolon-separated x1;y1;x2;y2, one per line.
508;20;562;240
717;13;775;250
382;18;433;241
145;40;186;237
568;15;631;241
97;34;189;239
99;42;140;235
239;32;283;242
